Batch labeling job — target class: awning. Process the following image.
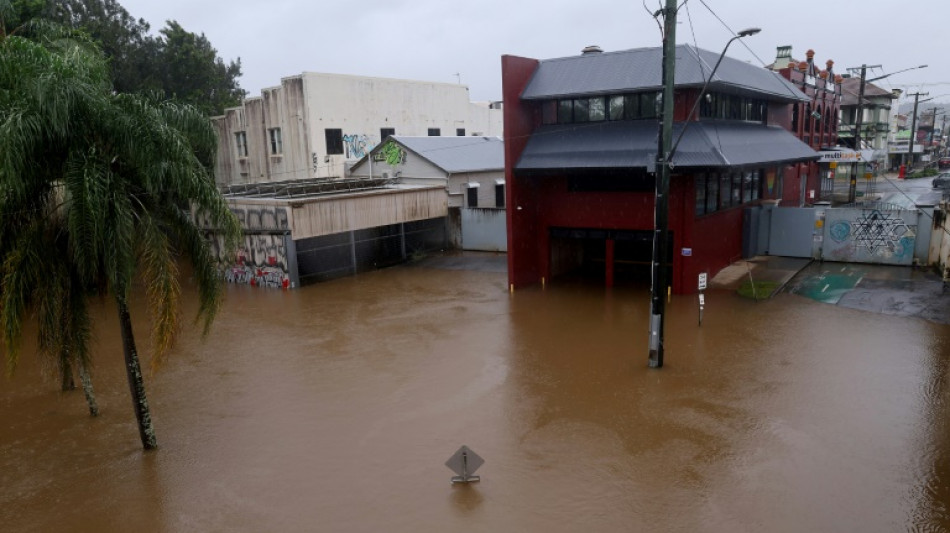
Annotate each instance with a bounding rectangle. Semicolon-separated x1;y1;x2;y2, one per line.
515;121;818;172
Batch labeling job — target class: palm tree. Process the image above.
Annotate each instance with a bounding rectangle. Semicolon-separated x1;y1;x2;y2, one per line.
0;7;241;449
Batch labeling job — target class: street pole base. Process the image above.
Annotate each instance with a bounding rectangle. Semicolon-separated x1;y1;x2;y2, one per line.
648;350;662;368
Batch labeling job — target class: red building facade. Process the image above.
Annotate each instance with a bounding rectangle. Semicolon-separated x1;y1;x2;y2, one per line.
503;45;820;294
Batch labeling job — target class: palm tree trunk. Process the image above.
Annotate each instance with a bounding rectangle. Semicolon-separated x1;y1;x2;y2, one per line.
78;359;99;417
116;296;157;449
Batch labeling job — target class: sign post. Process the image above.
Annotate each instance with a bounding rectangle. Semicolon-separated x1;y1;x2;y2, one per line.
697;273;707;326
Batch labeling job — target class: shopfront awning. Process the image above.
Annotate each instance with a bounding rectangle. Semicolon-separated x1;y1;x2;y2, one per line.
515;121;819;172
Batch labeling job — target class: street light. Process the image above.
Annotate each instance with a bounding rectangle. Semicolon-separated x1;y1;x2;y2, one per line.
648;23;760;369
668;28;761;160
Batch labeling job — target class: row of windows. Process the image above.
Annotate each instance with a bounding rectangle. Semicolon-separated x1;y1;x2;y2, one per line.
541;92;661;125
698;93;767;123
695;170;763;216
235;127;468;158
466;183;505;209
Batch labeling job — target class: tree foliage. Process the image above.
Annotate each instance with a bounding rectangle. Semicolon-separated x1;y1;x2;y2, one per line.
30;0;244;115
0;5;241;448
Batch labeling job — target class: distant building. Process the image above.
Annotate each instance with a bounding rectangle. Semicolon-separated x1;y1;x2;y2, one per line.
350;136;506;251
211;72;502;185
502;44;817;294
769;46;844;202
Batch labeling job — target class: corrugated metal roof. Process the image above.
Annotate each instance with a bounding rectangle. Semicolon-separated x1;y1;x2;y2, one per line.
391;136;504;173
521;44;807;103
514;121;817;171
839;77;897;106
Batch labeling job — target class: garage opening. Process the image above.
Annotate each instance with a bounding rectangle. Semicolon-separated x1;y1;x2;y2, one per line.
549;227;672;287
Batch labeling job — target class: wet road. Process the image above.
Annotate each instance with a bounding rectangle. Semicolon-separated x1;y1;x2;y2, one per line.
2;255;949;532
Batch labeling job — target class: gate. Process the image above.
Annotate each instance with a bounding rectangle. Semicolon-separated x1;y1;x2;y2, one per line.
820;208;917;265
753;204;927;265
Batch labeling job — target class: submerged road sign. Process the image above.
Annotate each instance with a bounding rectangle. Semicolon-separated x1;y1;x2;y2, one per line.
445;445;484;484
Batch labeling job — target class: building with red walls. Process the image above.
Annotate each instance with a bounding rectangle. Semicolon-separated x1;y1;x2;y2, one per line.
768;46;843;201
502;44;820;294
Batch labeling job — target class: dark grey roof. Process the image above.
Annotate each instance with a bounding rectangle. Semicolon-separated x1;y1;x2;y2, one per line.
515;121;818;171
390;136;503;173
521;44;808;103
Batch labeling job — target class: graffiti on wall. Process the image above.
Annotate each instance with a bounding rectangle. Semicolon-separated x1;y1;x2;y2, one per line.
343;133;374;159
230;206;290;231
205;205;293;289
223;234;291;289
825;209;916;264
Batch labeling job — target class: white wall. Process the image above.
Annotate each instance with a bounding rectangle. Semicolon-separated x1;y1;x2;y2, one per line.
214;72;504;185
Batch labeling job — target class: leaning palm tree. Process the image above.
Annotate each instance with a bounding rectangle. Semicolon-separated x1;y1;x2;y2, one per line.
0;9;241;449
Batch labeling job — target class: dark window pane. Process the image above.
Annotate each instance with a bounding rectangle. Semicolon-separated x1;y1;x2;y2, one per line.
589;97;606;121
428;128;440;136
456;128;466;136
706;172;719;212
467;186;478;208
573;98;589;122
380;127;395;140
729;172;742;206
542;101;557;124
641;92;658;118
495;184;504;208
695;173;707;216
624;94;639;119
558;100;573;123
609;95;624;120
325;128;343;155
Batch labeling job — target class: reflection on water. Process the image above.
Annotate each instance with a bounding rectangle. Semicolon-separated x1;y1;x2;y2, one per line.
1;257;949;532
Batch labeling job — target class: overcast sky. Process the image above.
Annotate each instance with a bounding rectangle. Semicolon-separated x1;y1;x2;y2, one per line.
119;0;949;109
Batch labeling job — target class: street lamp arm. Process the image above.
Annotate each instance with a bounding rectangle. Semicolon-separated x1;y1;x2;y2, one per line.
867;64;927;83
668;28;760;163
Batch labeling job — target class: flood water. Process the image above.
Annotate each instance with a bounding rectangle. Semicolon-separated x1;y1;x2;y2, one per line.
2;254;949;532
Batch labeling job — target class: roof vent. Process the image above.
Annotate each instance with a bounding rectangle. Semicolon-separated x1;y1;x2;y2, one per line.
581;45;603;55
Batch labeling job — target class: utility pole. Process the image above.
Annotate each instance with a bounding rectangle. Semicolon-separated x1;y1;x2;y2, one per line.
907;92;929;169
847;65;878;203
648;0;677;369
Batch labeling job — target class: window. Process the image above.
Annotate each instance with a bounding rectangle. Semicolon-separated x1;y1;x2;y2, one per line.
542;100;557;124
588;97;606;121
558;100;573;123
466;185;479;208
731;172;742;206
623;94;640;119
325;128;343;155
573;98;589;122
268;128;282;155
456;128;466;136
428;128;441;136
495;182;505;208
609;95;624;120
235;131;248;158
640;92;658;118
706;172;719;213
695;173;707;216
380;127;395;140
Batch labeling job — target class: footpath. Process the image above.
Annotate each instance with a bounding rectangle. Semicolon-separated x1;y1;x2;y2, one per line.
711;255;950;325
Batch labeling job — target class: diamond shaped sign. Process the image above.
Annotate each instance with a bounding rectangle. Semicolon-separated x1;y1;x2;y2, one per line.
445;445;484;482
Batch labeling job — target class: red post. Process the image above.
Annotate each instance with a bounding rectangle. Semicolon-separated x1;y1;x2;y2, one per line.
899;165;906;179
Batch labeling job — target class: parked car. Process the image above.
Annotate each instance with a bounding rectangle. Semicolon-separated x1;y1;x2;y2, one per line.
933;171;950;189
939;157;950;169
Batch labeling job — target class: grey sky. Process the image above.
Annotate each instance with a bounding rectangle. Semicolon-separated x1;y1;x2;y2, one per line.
119;0;949;109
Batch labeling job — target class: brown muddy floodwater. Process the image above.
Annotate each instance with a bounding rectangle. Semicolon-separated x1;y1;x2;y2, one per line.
2;254;950;532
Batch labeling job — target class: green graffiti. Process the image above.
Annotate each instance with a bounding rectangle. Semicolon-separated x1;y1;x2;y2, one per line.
381;140;406;167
